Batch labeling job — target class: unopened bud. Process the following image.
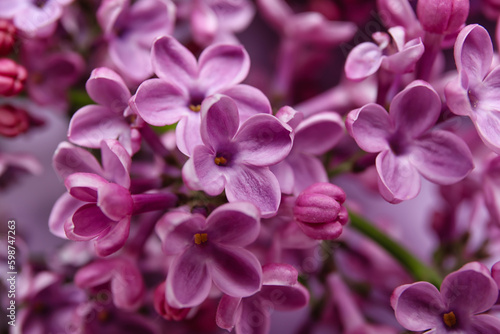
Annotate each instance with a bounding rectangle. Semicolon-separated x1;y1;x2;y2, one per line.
153;282;191;321
417;0;469;35
0;20;16;56
0;58;27;97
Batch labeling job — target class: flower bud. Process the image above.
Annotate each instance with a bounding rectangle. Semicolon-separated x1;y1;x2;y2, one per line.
153;282;191;321
0;20;16;56
0;58;27;97
417;0;469;35
293;183;349;240
0;104;29;137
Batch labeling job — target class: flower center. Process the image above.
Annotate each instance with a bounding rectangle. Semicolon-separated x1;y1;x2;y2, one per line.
189;104;201;112
34;0;48;8
468;89;479;109
194;233;208;245
214;156;228;166
443;311;457;328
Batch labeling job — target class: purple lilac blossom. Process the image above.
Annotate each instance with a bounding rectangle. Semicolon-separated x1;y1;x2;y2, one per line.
132;35;271;156
391;262;500;333
347;80;474;203
182;95;293;217
155;202;262;308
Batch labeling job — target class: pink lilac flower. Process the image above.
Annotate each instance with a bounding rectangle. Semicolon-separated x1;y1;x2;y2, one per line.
347;80;474;203
271;107;345;195
97;0;175;84
131;35;271;156
175;0;255;46
376;0;423;40
391;262;500;333
445;24;500;154
155;202;262;308
68;67;141;155
344;26;424;81
216;263;309;334
182;95;293;217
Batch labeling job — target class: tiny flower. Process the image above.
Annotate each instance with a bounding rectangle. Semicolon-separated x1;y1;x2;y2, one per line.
417;0;469;35
347;80;474;203
155;202;262;308
0;19;16;56
293;183;349;240
391;262;500;333
216;263;309;334
0;58;27;97
182;95;293;217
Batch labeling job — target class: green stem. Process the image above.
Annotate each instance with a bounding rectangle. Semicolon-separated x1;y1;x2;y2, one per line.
348;210;442;287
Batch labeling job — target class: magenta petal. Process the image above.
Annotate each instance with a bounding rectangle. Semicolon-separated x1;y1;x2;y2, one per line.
441;262;498;315
382;38;424;74
288;154;328;195
86;67;131;111
200;95;239;149
109;37;152;83
455;24;493;84
72;204;113;239
132;78;189;126
376;151;421;203
176;111;204;157
471;314;500;334
152;36;198;85
68;105;130;149
75;259;115;288
260;283;309;311
235;297;270;334
444;76;472;117
190;1;218;45
101;139;131;189
409;130;473;185
97;0;127;35
198;44;250;94
65;173;108;202
345;42;383;81
206;202;260;247
209;245;262;297
155;212;205;255
392;282;445;331
14;2;61;36
225;165;281;218
111;259;145;310
49;193;82;239
216;295;242;331
191;145;226;196
474;106;500;154
270;160;295;194
297;220;343;240
94;217;130;256
234;114;292;167
390;81;441;138
97;183;133;221
346;104;392;153
221;84;272;122
293;112;344;155
262;263;298;286
166;247;211;308
53;142;103;181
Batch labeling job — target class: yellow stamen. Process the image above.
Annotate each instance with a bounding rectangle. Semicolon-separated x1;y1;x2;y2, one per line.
189;104;201;112
443;311;457;327
214;156;228;166
194;233;208;245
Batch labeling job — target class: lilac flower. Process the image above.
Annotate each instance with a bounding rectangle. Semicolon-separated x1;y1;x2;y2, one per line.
75;257;145;311
176;0;255;46
347;80;474;203
97;0;175;84
131;35;271;156
182;95;293;217
0;0;73;37
445;24;500;154
391;262;500;333
155;202;262;308
271;107;344;195
68;67;141;155
216;263;309;334
345;26;424;81
416;0;469;35
49;140;176;256
376;0;423;40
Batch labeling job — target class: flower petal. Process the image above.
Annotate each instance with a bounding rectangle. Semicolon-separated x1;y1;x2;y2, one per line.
216;295;243;331
49;193;82;239
455;24;493;84
409;130;473;185
166;247;211;308
225;165;281;218
293;112;344;155
392;282;445;331
288;154;328;195
97;183;133;221
206;202;260;247
152;35;198;85
209;245;262;297
52;142;103;182
190;1;218;45
85;67;130;111
269;160;295;194
101;139;131;189
200;95;239;149
234;114;292;167
132;78;189;126
175;111;204;157
221;84;272;122
109;37;152;83
235;297;270;334
346;104;392;153
71;203;113;239
189;145;226;196
471;314;500;334
376;151;421;203
344;42;383;81
198;44;250;94
65;173;108;202
155;211;206;255
94;217;130;256
382;38;424;74
390;81;442;138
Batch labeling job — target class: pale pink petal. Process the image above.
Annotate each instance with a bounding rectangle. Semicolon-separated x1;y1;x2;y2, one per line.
190;145;226;196
293;112;344;155
455;24;493;84
200;95;239;149
221;84;272;122
155;212;206;255
49;193;81;239
345;42;383;81
52;142;103;181
346;105;392;153
152;36;198;85
85;67;131;112
65;173;108;202
100;139;131;189
175;111;204;157
216;295;242;331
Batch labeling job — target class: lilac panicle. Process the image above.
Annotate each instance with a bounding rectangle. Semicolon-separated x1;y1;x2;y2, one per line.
182;95;293;217
68;67;141;155
216;263;309;334
132;35;271;156
347;80;474;203
445;24;500;154
155;202;263;308
391;262;500;333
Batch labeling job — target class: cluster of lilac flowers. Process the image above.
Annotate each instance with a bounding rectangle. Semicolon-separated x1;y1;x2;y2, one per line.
2;0;500;333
